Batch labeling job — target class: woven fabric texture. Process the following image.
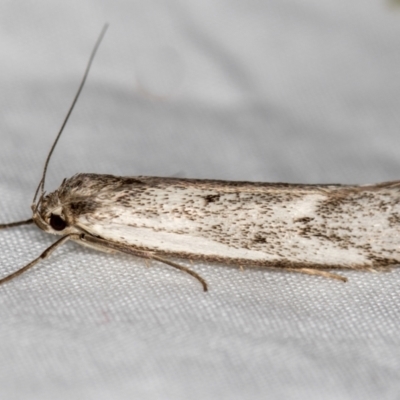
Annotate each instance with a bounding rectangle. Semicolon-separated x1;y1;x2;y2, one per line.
0;2;400;399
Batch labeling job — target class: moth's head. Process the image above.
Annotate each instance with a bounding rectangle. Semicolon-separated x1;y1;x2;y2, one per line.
31;189;78;236
32;174;100;236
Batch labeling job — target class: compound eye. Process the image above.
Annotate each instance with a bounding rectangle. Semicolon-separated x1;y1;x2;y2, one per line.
50;214;67;231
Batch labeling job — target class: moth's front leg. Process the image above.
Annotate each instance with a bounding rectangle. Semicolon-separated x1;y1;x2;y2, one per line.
0;233;80;285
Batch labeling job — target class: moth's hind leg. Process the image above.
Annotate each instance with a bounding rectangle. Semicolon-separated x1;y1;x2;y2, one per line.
285;267;348;282
148;255;207;291
78;234;208;291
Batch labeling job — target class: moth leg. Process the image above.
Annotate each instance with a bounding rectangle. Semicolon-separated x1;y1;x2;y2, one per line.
365;266;393;273
0;233;78;285
73;236;117;254
286;267;348;282
151;255;208;292
79;234;208;292
0;218;34;230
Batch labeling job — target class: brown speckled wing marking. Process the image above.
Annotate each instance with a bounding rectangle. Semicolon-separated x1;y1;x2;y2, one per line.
43;173;400;270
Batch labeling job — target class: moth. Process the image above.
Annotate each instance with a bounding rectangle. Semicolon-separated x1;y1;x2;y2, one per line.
1;25;400;291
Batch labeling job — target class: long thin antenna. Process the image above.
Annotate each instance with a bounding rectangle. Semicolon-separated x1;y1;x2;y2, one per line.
32;24;109;207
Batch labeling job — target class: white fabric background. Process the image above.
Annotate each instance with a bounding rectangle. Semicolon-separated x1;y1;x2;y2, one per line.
1;1;400;399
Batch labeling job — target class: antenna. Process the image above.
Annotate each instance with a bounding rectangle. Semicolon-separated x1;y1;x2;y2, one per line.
32;24;109;208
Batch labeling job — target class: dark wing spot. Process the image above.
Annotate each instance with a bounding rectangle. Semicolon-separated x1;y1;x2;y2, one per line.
69;201;99;215
294;217;314;223
253;234;266;244
388;213;400;227
123;178;144;185
204;194;220;205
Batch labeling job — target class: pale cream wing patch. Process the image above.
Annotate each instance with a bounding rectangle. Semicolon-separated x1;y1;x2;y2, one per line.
72;183;400;268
